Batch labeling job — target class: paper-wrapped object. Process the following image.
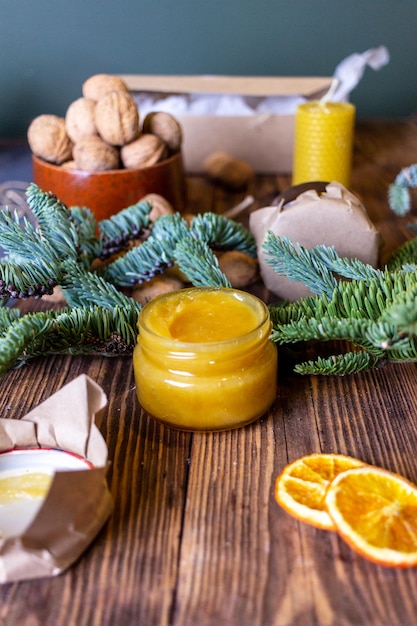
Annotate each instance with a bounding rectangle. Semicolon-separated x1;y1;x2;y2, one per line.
0;374;113;583
122;46;389;173
249;182;380;301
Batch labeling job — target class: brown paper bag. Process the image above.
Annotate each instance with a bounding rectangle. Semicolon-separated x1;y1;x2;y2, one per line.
0;374;113;583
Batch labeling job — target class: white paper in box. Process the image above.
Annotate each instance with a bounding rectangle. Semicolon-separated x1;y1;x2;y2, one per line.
121;75;333;174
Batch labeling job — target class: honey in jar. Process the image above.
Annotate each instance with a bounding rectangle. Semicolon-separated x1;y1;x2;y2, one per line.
133;287;278;431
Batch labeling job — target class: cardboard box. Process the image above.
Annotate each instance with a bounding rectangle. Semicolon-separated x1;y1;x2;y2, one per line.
121;75;333;174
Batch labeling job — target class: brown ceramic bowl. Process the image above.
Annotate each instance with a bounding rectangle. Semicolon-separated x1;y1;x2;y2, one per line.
32;152;187;222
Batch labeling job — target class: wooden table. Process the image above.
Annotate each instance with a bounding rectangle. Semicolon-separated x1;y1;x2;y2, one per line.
2;120;417;626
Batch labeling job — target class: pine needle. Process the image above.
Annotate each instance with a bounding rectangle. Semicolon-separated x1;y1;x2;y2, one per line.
174;238;230;287
294;352;377;376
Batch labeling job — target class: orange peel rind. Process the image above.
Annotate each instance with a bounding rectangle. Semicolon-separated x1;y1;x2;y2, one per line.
275;453;364;531
325;466;417;568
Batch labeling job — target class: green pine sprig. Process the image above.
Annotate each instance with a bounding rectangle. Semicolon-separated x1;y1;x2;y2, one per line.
262;233;382;300
0;304;140;376
262;234;339;298
0;185;252;374
98;199;152;258
267;233;417;374
59;259;142;310
174;238;231;288
0;306;20;333
101;211;254;287
388;164;417;216
189;213;257;257
294;352;378;376
386;237;417;271
102;213;189;286
5;174;417;378
26;183;80;261
68;206;101;266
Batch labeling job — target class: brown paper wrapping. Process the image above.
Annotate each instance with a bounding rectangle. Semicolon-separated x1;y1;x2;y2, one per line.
249;181;380;300
0;374;113;584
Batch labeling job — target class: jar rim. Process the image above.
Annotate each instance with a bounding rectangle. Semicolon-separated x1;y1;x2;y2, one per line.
137;286;271;351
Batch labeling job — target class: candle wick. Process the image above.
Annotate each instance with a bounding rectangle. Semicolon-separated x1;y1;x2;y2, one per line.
319;78;340;105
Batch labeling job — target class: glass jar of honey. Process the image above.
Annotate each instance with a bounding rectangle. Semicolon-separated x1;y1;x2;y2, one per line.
133;287;278;432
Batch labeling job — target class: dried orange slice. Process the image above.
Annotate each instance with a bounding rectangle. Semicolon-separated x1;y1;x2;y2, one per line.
275;453;364;530
325;466;417;568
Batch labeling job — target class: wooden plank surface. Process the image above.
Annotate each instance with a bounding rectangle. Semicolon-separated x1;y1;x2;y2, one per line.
2;119;417;625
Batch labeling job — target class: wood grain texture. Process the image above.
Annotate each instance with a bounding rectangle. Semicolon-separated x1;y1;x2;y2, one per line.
2;119;417;625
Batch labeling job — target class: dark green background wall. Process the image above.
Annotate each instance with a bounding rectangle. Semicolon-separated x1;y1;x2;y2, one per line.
1;0;416;138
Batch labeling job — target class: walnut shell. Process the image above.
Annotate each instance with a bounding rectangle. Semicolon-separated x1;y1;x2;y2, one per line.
140;193;175;221
94;90;139;146
65;97;97;143
61;160;77;170
82;74;130;101
121;134;166;169
204;152;254;190
132;274;185;305
142;111;182;153
217;250;259;287
27;114;73;164
73;136;119;172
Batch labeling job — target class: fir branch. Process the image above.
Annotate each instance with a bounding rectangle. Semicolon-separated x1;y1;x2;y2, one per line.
59;259;141;311
69;206;101;265
378;279;417;335
0;304;139;375
0;258;58;299
388;165;417;216
269;268;417;373
313;247;383;282
0;192;257;300
189;213;257;257
98;199;152;259
294;352;378;376
388;184;411;216
386;238;417;271
102;212;257;287
382;341;417;363
269;295;322;326
263;234;383;300
174;238;231;287
0;306;20;333
0;310;55;375
0;207;58;264
102;213;188;286
6;180;417;379
262;234;338;298
150;211;189;243
271;314;385;357
25;183;79;260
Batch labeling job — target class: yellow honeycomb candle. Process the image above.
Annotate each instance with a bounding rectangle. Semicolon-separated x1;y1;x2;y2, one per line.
133;287;278;432
292;101;355;187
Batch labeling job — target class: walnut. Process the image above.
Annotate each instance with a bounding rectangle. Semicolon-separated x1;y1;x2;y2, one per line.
216;250;259;287
142;111;182;154
61;160;77;170
131;274;185;305
27;114;73;164
73;136;119;171
140;193;174;221
121;134;166;169
204;152;254;190
65;97;97;143
94;90;139;146
82;74;130;101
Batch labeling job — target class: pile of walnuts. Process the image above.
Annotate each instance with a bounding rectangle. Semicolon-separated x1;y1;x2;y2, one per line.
27;74;183;172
